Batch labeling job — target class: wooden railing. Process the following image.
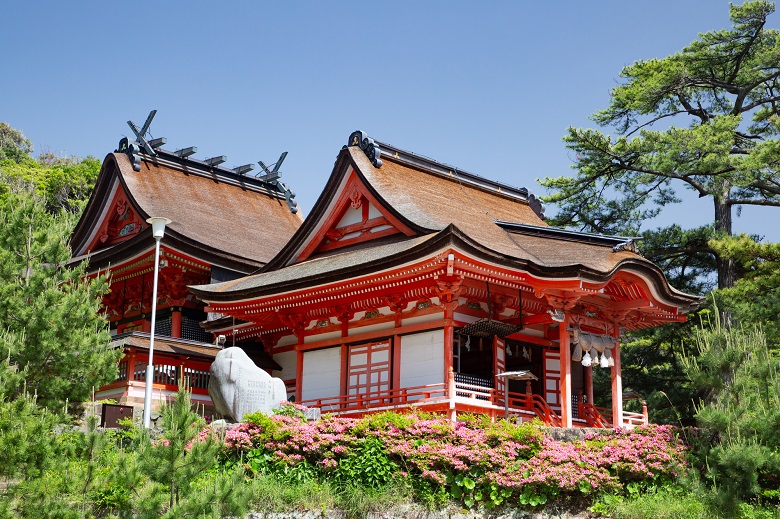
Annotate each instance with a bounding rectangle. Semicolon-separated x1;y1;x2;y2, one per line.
299;383;447;413
622;409;648;428
579;402;611;428
503;391;562;427
297;379;603;430
453;381;495;401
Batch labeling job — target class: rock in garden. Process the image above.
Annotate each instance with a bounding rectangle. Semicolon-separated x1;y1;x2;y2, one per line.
208;347;287;421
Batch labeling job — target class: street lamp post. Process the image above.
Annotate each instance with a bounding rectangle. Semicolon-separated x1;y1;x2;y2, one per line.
143;217;171;429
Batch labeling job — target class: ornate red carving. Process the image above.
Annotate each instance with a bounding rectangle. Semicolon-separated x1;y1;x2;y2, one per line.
334;304;355;324
350;190;363;209
545;294;580;311
433;274;463;307
278;311;309;333
383;294;408;314
88;188;147;252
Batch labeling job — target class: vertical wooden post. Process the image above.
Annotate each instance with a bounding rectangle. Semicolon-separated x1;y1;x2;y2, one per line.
392;335;401;397
447;367;456;422
171;308;182;338
642;401;648;425
585;365;594;405
611;337;623;428
443;302;455;384
127;351;137;382
559;316;573;428
340;344;348;399
142;316;151;333
295;347;303;403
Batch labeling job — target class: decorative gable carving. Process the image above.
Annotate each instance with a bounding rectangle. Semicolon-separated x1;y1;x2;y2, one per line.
294;169;416;263
88;187;147;252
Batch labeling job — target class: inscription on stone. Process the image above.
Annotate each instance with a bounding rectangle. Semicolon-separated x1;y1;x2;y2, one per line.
208;347;287;422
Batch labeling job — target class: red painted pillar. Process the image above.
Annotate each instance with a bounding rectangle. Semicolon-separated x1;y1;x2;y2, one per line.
171;309;182;338
611;337;623;428
295;348;303;403
559;316;572;428
443;302;455;383
340;344;348;398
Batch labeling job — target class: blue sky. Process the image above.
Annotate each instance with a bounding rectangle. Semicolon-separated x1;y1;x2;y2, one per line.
3;1;778;240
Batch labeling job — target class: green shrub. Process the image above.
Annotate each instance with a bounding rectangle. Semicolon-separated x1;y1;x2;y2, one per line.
335;436;397;488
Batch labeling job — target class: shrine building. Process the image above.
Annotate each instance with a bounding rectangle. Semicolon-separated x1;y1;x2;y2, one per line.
190;132;701;428
69;133;302;414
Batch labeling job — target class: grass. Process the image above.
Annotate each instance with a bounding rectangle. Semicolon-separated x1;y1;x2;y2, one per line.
248;474;421;519
591;485;780;519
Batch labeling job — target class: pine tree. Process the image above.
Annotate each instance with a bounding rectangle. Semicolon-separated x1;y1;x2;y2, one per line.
0;188;119;412
540;0;780;291
134;390;252;517
682;311;780;511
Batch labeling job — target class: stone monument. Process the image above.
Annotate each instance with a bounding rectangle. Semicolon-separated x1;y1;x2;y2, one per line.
208;347;288;422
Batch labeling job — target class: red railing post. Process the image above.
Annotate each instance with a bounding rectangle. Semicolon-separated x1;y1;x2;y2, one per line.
447;368;456;422
642;400;648;425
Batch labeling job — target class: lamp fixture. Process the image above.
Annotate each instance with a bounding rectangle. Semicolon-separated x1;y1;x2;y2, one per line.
142;216;171;430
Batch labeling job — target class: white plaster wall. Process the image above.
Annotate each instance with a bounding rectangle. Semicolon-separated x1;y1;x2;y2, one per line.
401;312;443;326
301;347;342;401
400;330;444;390
453;312;479;324
276;334;298;348
272;350;297;381
348;321;394;336
337;206;362;227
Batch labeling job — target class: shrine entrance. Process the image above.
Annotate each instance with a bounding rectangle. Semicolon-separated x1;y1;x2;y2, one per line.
346;340;391;406
454;333;546;398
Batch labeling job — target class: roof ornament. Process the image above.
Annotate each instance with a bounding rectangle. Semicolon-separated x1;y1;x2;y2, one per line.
116;110;166;171
347;130;382;168
258;152;298;214
612;239;639;253
527;193;545;220
173;146;197;158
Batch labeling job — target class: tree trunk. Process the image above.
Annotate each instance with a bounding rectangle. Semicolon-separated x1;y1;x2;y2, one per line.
714;197;735;289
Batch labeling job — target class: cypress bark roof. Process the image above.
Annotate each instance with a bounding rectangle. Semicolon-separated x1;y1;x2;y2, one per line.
190;136;700;312
70;150;303;273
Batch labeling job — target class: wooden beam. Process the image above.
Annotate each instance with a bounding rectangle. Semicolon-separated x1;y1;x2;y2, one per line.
610;299;651;312
504;332;554;348
298;319;444;351
521;313;553;326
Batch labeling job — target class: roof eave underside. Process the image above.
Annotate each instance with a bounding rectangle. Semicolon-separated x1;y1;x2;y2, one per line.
69;227;266;274
191;225;701;312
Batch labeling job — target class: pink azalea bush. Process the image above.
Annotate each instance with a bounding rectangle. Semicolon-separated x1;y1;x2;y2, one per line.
221;410;688;509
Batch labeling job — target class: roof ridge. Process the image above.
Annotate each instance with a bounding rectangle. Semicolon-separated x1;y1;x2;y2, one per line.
345;132;544;219
372;139;531;202
497;221;643;249
118;147;291;200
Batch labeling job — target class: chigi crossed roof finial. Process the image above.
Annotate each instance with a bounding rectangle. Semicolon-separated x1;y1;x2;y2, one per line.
116;109;167;171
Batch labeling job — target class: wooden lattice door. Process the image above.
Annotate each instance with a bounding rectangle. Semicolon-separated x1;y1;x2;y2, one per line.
347;340;391;406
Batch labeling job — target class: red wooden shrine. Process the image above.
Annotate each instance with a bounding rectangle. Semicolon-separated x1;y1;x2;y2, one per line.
191;132;701;428
70;142;302;414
